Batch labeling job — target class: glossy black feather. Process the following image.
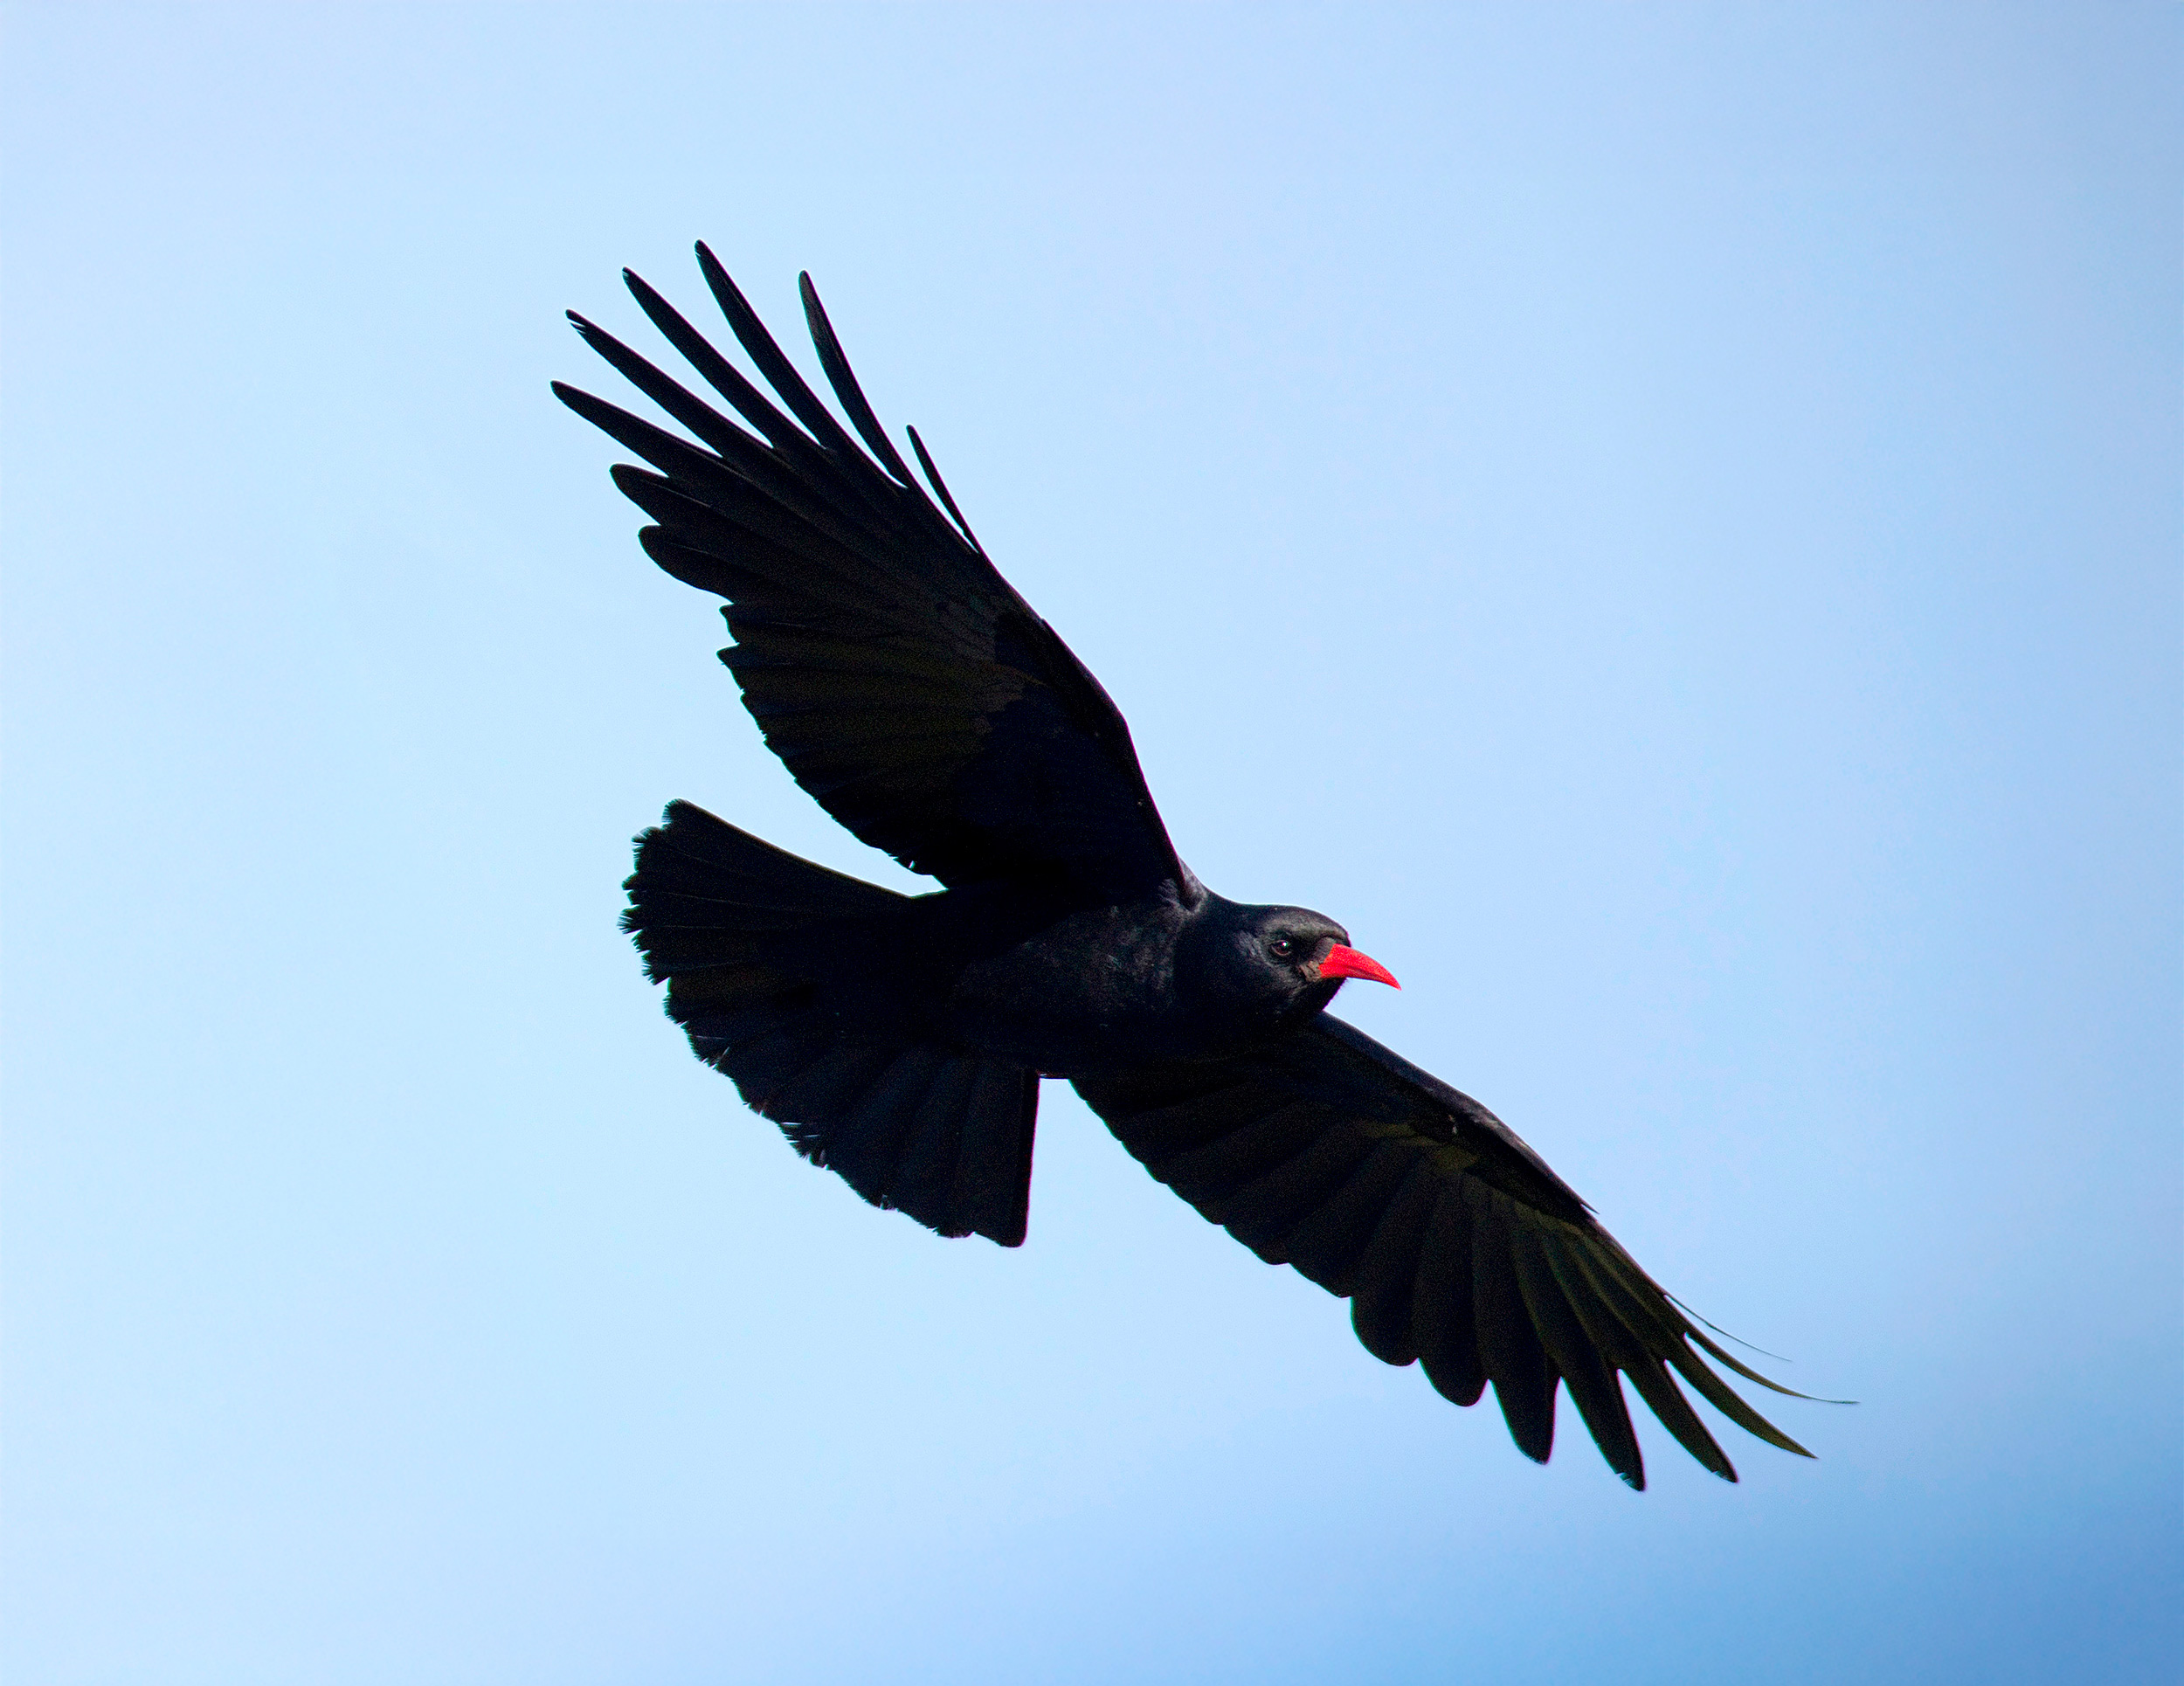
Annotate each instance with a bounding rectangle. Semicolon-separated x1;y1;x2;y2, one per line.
798;273;924;491
1411;1191;1487;1407
1344;1164;1441;1366
906;424;984;551
1510;1225;1644;1487
1469;1193;1560;1461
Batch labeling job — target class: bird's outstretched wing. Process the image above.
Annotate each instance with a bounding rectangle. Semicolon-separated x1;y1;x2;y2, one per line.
1074;1016;1815;1488
556;246;1185;900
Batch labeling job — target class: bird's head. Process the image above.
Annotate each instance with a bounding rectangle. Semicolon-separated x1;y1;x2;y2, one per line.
1179;897;1400;1034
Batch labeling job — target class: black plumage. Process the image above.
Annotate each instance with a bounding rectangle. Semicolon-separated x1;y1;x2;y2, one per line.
559;247;1818;1488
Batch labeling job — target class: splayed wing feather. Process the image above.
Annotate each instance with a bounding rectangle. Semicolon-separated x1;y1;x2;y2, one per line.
1074;1013;1818;1484
558;250;1185;899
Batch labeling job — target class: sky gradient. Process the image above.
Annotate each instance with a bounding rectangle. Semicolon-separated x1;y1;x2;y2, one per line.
4;4;2178;1682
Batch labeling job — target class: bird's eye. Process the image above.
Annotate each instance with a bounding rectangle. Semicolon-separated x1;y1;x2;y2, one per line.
1268;936;1297;960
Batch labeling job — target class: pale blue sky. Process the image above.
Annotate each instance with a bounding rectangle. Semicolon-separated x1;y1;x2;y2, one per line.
3;4;2177;1683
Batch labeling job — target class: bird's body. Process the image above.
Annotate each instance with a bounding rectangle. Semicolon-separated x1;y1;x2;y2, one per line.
559;248;1818;1489
937;880;1214;1073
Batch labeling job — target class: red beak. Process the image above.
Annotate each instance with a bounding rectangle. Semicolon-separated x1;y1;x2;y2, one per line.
1317;943;1400;990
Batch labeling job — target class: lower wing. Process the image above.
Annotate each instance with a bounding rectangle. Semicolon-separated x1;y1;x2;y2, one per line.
1074;1015;1818;1489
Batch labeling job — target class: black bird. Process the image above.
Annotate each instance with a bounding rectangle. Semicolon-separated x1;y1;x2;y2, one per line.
556;246;1814;1489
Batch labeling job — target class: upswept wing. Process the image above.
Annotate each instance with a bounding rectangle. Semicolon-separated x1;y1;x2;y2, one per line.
556;246;1184;900
1074;1016;1815;1489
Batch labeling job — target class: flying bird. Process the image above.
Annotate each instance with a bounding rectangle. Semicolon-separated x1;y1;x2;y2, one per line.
556;246;1815;1489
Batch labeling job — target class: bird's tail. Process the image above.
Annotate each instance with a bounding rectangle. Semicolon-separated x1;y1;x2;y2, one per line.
622;800;1040;1245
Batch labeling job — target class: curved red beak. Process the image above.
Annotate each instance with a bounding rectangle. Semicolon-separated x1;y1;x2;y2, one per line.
1317;943;1400;989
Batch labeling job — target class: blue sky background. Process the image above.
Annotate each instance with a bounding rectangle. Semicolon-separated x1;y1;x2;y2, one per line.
3;4;2177;1682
